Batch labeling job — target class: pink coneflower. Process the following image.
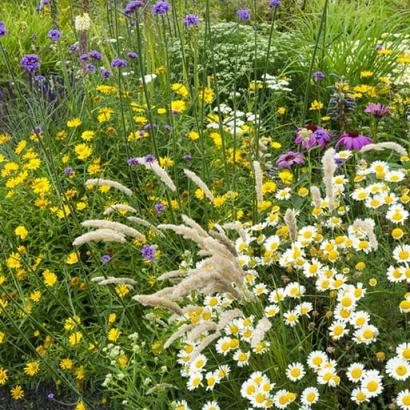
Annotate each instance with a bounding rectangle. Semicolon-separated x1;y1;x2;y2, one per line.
365;103;390;118
276;151;305;169
335;131;372;150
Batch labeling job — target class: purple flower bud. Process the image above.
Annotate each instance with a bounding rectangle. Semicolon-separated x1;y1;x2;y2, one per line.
0;21;8;37
47;28;61;42
20;54;40;74
101;255;111;264
141;245;155;261
111;58;127;68
89;50;102;60
237;9;250;21
127;157;140;166
101;69;111;78
127;51;139;59
144;154;156;163
184;14;200;27
124;0;145;14
152;0;170;15
154;203;165;213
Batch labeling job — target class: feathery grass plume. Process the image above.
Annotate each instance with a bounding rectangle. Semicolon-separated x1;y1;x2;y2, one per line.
164;324;193;349
146;383;177;395
352;218;378;250
157;270;185;281
251;317;272;349
98;278;137;286
85;178;133;196
216;309;244;330
223;222;247;241
81;220;145;241
284;209;298;242
72;229;126;246
253;160;263;203
103;204;138;216
190;331;221;360
143;161;177;191
127;216;164;236
360;142;407;156
209;228;237;256
322;148;337;210
187;322;217;342
310;185;322;209
133;295;183;316
183;169;215;202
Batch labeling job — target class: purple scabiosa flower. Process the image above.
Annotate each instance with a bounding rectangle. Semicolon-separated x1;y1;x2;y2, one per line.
364;102;390;118
295;124;331;149
237;9;250;20
183;154;193;161
269;0;281;7
20;54;40;74
276;151;305;169
127;51;139;59
0;21;7;37
64;167;74;175
111;58;127;68
336;131;372;150
47;28;61;42
101;255;111;264
152;0;170;15
184;14;200;27
86;63;96;73
124;0;145;14
127;157;140;166
313;71;325;80
89;50;102;60
101;69;111;78
154;203;165;213
141;245;155;261
144;154;156;163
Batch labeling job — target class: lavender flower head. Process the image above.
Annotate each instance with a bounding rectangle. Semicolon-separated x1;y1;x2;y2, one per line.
101;255;111;264
0;21;7;37
47;28;61;42
86;63;96;73
335;131;372;151
184;14;200;27
154;203;165;213
295;124;331;149
101;69;111;78
313;71;325;80
127;51;139;59
127;157;140;166
269;0;281;7
69;43;79;54
89;50;102;60
276;151;305;169
144;154;156;163
64;167;74;175
20;54;40;74
111;58;127;68
152;0;170;15
124;0;145;14
364;102;390;118
237;9;250;20
141;245;155;261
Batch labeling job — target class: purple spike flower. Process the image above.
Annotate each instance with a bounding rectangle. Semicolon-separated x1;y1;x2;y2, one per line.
335;131;372;150
276;151;305;169
20;54;40;74
152;0;170;15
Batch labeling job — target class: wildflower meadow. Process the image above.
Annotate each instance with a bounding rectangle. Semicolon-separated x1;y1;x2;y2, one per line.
0;0;410;409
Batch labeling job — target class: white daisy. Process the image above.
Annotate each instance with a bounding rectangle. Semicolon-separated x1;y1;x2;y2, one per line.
386;357;410;381
285;362;305;382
